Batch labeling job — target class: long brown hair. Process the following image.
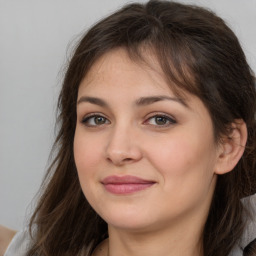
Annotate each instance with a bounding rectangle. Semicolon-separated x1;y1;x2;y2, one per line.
244;239;256;256
27;1;256;255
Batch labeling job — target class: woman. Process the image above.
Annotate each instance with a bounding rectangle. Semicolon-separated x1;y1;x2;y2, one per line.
3;1;256;255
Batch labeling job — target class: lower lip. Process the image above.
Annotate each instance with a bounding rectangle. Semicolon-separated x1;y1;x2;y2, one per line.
103;183;154;194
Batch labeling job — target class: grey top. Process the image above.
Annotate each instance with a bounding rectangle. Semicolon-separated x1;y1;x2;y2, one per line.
4;194;256;256
4;228;30;256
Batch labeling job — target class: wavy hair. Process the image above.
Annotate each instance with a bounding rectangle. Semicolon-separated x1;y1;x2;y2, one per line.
27;1;256;256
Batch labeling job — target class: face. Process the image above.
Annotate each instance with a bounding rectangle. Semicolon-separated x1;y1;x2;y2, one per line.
74;48;221;233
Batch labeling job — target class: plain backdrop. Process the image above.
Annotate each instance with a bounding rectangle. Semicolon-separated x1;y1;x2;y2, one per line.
1;0;256;230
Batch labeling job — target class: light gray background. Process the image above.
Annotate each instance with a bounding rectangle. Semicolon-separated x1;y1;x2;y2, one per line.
1;0;256;230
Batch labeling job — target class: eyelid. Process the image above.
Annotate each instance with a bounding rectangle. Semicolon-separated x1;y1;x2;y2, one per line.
144;112;177;127
81;112;111;126
79;111;177;128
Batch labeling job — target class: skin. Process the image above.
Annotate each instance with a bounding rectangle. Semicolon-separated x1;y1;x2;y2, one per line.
74;48;246;256
0;225;16;256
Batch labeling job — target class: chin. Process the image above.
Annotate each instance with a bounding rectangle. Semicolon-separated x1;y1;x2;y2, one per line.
98;207;165;233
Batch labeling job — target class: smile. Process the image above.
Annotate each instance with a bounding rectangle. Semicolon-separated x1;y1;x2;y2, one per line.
101;175;156;194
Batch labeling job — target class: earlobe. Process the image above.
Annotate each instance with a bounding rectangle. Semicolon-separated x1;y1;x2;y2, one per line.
215;119;247;175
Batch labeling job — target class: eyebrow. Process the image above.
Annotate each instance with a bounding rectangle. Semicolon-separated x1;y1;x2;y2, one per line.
77;96;107;107
77;95;188;108
135;96;188;107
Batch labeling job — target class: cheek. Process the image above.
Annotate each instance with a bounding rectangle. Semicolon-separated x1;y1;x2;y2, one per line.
73;129;106;208
150;133;217;212
73;129;103;179
146;128;217;185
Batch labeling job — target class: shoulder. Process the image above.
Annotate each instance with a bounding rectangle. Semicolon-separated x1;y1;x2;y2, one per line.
241;194;256;248
0;225;16;256
229;194;256;256
3;227;30;256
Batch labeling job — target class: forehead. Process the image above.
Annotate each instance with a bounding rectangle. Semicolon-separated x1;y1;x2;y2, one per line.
79;48;177;96
78;49;211;115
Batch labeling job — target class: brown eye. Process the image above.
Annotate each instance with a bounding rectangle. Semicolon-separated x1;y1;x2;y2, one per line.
94;116;106;125
82;115;110;126
146;115;176;127
155;116;168;125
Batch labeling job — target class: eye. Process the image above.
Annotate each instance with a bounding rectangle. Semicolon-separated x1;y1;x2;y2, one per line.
145;114;176;127
81;114;110;127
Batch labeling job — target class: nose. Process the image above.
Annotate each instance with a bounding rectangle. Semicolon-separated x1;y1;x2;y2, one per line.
105;125;143;166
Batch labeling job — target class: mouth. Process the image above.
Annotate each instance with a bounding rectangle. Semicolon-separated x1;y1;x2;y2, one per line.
101;175;156;194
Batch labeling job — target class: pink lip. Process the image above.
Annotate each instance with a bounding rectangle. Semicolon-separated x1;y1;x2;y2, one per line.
101;175;155;194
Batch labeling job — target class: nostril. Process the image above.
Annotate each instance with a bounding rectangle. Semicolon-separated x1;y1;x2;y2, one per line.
105;143;143;165
107;157;133;164
123;158;133;162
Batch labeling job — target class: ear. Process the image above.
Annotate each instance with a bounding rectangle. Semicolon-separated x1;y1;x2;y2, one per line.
214;119;247;175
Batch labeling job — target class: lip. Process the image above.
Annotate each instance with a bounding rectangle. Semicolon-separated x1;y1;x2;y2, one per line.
101;175;156;194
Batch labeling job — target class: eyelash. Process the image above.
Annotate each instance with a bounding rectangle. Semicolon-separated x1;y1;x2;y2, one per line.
81;113;177;128
81;113;110;127
144;114;177;127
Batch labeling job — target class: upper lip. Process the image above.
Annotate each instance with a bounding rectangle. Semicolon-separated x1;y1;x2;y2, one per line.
101;175;155;184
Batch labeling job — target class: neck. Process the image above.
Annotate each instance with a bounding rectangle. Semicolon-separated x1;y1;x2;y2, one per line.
107;217;204;256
